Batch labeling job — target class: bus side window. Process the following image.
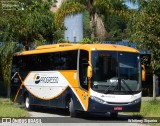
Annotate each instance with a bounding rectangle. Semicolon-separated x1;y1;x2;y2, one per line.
79;50;89;90
12;56;29;80
65;51;77;70
53;51;77;70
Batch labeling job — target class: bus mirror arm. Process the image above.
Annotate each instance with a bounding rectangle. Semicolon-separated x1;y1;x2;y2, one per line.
87;66;92;79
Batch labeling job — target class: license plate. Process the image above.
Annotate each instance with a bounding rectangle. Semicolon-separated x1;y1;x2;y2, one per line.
114;106;123;110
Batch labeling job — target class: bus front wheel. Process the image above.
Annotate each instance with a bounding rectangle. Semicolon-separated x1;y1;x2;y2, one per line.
69;98;77;117
110;112;118;118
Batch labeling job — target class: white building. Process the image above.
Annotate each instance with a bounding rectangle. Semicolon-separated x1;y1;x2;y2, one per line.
64;13;83;43
51;0;83;43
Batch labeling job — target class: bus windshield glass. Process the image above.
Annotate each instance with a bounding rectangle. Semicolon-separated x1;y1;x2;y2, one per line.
92;51;141;94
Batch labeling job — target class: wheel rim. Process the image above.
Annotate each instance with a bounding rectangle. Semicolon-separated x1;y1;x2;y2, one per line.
25;97;29;109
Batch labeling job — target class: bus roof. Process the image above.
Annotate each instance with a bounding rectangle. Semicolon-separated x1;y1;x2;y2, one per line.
15;43;139;56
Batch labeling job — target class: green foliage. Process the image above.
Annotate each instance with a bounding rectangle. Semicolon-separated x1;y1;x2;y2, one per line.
57;39;70;43
83;11;91;38
0;0;63;48
33;34;46;48
78;38;100;44
129;0;160;100
131;0;160;74
17;0;60;47
0;42;19;97
105;14;128;42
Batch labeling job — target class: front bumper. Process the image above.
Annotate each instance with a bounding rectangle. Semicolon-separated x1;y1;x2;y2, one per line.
87;98;141;113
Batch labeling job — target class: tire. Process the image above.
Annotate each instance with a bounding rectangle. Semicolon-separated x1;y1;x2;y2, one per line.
110;112;118;118
69;98;77;117
25;96;33;110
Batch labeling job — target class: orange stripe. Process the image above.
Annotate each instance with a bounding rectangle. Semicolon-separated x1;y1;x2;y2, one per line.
59;70;90;111
13;73;24;102
13;72;31;102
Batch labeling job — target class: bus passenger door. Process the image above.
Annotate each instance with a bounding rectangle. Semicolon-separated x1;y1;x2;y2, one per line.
78;50;90;111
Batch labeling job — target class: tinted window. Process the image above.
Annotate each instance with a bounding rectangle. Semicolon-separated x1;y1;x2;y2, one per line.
91;51;141;94
12;50;78;72
12;56;29;80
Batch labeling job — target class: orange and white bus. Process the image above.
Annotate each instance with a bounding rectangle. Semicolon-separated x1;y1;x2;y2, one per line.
10;44;141;117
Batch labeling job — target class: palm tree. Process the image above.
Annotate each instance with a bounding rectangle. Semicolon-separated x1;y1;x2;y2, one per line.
55;0;128;41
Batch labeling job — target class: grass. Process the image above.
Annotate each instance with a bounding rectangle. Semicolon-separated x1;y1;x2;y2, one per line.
124;100;160;125
140;100;160;117
0;98;29;117
140;101;160;126
129;100;160;117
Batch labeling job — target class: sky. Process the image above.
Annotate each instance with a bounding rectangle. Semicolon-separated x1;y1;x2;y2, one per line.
125;1;138;9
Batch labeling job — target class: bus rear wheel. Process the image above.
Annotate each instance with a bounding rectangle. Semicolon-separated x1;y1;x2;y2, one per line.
25;96;33;110
69;98;77;117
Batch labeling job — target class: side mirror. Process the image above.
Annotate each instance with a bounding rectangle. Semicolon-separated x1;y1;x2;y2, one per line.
87;66;92;79
141;65;146;81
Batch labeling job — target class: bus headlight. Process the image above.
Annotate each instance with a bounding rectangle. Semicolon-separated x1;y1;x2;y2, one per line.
90;96;106;104
131;98;141;104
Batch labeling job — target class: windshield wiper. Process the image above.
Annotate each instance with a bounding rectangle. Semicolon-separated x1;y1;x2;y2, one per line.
104;78;134;95
121;79;133;95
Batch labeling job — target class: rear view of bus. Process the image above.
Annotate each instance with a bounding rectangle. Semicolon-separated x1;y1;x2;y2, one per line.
88;48;141;117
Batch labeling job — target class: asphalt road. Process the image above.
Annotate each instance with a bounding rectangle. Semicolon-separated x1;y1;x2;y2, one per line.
2;106;151;126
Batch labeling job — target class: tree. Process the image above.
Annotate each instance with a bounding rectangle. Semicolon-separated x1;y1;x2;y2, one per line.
130;0;160;100
55;0;128;42
104;13;128;42
78;38;100;44
83;11;91;38
0;42;19;97
0;0;63;49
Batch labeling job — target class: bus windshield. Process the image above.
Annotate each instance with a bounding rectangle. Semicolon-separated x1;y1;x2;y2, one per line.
92;51;141;94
